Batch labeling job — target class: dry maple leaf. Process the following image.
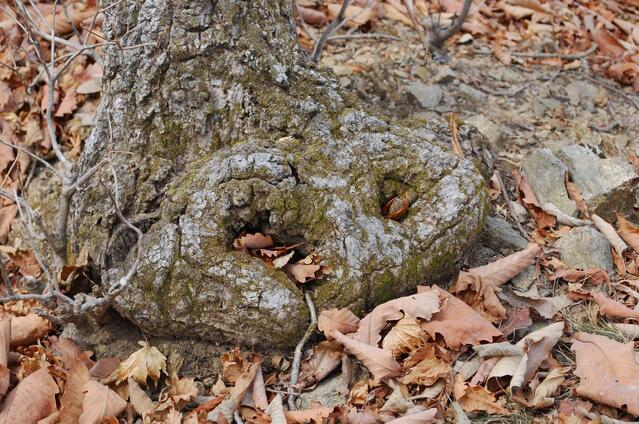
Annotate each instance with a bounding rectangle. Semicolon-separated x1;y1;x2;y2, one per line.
617;214;639;253
59;360;91;424
572;332;639;416
418;286;501;349
382;313;424;357
157;372;199;411
318;308;360;338
298;341;343;389
453;374;508;415
0;367;59;424
591;291;639;321
78;380;127;424
330;330;401;381
399;344;451;387
354;291;440;346
104;341;167;386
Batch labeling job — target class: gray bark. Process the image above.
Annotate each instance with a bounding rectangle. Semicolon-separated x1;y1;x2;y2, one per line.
72;0;490;348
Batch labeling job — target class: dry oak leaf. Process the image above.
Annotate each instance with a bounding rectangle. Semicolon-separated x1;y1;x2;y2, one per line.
233;233;273;252
549;268;610;285
418;286;501;350
617;214;639;254
591;291;639;321
571;332;639;416
528;366;569;409
59;360;91;424
0;318;9;399
0;368;59;424
453;374;508;415
104;341;167;386
399;344;451;387
157;372;199;411
318;308;360;338
298;340;343;389
78;380;127;424
330;330;401;381
266;394;286;424
284;404;334;423
382;313;424;357
354;291;440;346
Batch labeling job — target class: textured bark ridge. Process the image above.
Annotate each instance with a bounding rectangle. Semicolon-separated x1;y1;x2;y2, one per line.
72;0;490;348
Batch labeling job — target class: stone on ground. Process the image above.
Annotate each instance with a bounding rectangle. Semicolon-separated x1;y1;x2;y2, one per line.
480;216;528;254
407;82;444;109
554;226;614;273
522;148;576;217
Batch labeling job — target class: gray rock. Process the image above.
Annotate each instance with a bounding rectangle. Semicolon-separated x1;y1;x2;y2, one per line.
433;66;456;84
458;84;487;103
522;148;576;217
407;82;444;109
465;115;503;148
557;144;639;222
554;226;614;273
481;216;528;254
299;373;347;409
509;201;528;223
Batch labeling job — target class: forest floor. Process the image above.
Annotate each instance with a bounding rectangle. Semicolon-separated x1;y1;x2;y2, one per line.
2;1;639;423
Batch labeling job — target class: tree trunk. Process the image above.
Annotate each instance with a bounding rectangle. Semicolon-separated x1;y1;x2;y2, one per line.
72;0;490;348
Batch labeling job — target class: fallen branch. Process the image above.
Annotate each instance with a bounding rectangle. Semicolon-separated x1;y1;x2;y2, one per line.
287;290;318;410
428;0;472;51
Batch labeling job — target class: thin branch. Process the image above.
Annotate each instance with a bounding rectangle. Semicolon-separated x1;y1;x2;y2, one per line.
511;44;597;59
287;290;318;410
311;0;352;62
0;138;62;178
429;0;472;50
0;254;14;296
328;33;401;41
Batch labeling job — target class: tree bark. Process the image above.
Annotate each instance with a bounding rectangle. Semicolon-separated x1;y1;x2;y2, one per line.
72;0;490;348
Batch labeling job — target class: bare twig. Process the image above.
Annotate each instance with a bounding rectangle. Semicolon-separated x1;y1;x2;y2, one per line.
403;0;430;59
328;33;401;41
0;254;14;296
429;0;472;51
0;139;62;178
287;290;318;410
511;45;597;60
311;0;352;62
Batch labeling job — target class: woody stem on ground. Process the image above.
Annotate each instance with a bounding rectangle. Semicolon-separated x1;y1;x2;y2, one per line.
429;0;472;51
287;290;318;410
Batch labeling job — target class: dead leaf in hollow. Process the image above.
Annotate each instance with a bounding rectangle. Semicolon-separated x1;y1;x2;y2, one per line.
298;341;343;389
382;313;424;357
617;214;639;253
272;250;294;268
78;380;127;424
399;344;451;386
453;374;508;414
418;286;501;350
286;263;320;283
104;341;167;386
571;332;639;415
0;368;59;424
382;195;410;220
10;313;50;348
591;291;639;321
330;330;401;381
354;291;440;346
59;360;90;424
233;233;273;251
318;308;360;338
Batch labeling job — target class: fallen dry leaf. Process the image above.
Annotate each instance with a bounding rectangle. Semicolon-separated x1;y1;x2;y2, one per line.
298;341;343;389
385;408;437;423
284;404;334;423
454;374;508;414
233;233;273;251
10;313;50;348
105;341;167;386
571;332;639;415
617;214;639;254
330;330;402;381
0;318;9;398
549;268;610;285
128;378;155;416
528;367;569;408
399;344;451;386
59;360;90;424
318;308;360;338
419;286;501;349
354;291;440;346
78;380;127;424
591;291;639;321
382;313;424;356
0;367;59;424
